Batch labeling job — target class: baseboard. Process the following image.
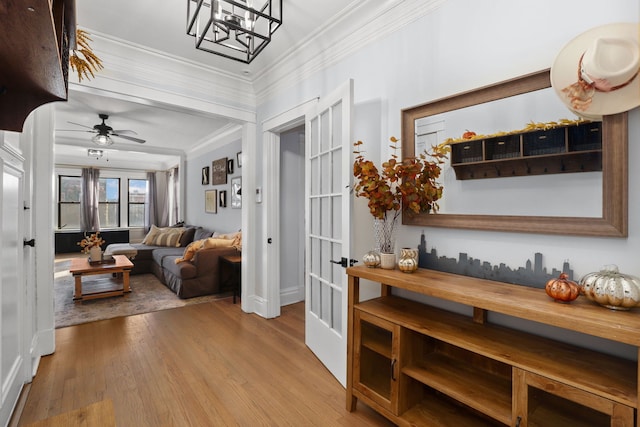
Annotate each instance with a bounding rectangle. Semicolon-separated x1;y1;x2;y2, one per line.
280;287;303;306
7;383;30;427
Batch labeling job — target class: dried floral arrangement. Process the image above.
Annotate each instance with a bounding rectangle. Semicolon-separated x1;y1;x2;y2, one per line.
69;29;104;82
443;117;592;144
77;232;106;254
353;136;449;219
353;137;449;253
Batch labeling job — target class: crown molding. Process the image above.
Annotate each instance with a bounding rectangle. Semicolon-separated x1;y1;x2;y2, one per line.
253;0;447;104
79;29;257;110
187;123;243;159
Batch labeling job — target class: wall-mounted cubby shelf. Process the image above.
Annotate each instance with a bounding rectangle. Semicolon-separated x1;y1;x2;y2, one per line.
346;265;639;426
450;121;602;180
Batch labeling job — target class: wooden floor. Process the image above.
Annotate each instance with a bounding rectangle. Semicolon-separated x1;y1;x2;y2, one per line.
18;300;393;426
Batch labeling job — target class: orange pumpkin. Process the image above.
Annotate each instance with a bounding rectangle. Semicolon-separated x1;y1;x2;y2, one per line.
462;130;476;139
545;273;580;303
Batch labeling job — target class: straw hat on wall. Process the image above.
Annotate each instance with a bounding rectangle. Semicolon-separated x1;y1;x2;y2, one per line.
551;22;639;117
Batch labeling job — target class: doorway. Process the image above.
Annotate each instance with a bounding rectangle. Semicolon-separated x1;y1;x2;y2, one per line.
279;126;305;306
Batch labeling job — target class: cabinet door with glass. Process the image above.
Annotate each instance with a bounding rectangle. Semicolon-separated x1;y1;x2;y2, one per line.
513;369;635;427
353;310;401;413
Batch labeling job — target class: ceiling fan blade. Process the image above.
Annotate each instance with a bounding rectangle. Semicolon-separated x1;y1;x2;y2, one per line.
112;129;138;136
112;133;146;144
67;121;95;130
56;129;96;133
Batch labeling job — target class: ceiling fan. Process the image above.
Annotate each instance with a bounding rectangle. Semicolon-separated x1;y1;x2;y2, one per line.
61;113;146;146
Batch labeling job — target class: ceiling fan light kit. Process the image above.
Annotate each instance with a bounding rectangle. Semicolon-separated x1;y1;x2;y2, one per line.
92;134;113;146
87;149;104;158
186;0;282;64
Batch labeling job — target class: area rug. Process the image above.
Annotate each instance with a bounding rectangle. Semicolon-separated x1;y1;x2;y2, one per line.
54;259;231;328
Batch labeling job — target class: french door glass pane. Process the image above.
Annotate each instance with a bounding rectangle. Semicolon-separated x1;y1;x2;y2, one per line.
332;148;341;193
320;110;330;152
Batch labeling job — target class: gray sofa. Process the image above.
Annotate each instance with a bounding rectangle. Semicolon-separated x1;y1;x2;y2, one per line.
105;226;239;299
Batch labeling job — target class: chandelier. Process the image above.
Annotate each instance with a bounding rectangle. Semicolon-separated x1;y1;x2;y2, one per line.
186;0;282;64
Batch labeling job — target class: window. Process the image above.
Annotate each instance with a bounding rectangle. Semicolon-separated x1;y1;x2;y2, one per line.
99;178;120;228
58;176;81;229
57;173;153;230
128;179;148;227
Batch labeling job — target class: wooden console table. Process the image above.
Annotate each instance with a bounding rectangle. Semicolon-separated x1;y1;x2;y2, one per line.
346;265;639;426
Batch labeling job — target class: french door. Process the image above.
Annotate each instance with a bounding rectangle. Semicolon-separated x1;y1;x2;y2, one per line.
0;148;27;426
304;80;353;386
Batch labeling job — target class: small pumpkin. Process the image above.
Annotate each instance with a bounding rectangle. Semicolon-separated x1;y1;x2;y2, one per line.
462;130;477;139
579;265;640;310
545;272;580;303
362;250;381;268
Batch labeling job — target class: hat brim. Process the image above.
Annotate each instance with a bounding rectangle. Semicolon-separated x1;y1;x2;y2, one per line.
551;22;640;116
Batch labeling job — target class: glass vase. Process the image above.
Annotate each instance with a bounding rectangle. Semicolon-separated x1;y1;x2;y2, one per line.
374;214;398;255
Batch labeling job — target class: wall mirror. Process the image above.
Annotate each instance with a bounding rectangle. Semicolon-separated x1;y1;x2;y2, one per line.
401;69;628;237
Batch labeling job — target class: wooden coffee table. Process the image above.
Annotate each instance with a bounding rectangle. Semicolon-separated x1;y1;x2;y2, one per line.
69;255;134;302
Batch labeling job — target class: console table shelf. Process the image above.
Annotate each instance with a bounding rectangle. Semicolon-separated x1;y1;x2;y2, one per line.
346;266;639;426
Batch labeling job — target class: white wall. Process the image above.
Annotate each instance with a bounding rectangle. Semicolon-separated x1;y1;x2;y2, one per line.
254;0;640;358
185;139;243;234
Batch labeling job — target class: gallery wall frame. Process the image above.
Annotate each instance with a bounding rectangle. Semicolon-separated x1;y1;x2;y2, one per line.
237;151;243;168
212;157;227;185
201;166;209;185
227;159;234;174
231;176;242;209
219;190;227;208
205;189;217;213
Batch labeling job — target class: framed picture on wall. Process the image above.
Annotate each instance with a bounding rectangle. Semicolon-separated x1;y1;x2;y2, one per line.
219;190;227;208
227;159;234;174
237;151;242;168
212;157;227;185
201;166;210;185
205;190;217;213
231;176;242;209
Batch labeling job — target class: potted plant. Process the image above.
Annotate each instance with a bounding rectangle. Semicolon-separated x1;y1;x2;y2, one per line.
353;136;449;268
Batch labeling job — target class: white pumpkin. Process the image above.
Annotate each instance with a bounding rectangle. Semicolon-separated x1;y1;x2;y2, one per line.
579;265;640;310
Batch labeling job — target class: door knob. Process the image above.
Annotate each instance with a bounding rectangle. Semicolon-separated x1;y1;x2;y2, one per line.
23;238;35;247
330;257;358;268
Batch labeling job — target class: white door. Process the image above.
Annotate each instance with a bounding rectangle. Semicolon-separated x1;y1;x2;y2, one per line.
305;80;353;386
0;153;26;426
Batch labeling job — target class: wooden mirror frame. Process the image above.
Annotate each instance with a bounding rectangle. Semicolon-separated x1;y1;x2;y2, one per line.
401;69;628;237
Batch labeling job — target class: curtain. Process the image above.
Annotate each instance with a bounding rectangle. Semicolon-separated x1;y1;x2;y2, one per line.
169;167;179;224
145;172;157;232
146;171;170;230
80;168;100;232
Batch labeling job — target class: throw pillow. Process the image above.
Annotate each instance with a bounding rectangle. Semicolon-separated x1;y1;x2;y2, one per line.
142;224;160;245
151;227;185;247
231;232;242;250
214;231;241;240
179;227;196;247
194;227;214;241
202;237;235;249
175;239;206;264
